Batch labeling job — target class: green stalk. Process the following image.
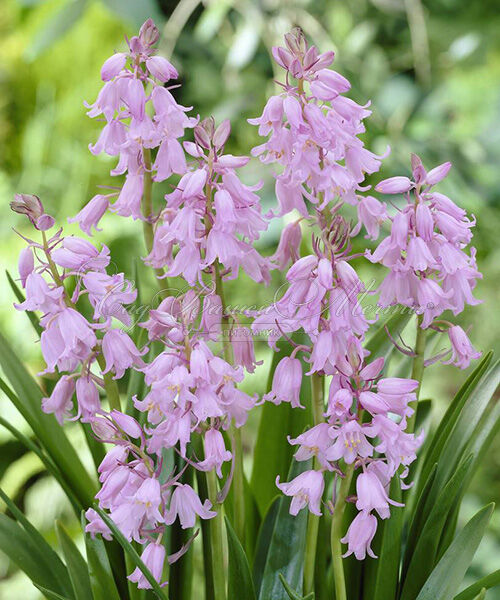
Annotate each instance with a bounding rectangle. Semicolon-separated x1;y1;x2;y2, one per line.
331;464;354;600
141;147;169;290
214;262;246;545
407;313;426;433
96;354;121;412
303;372;325;594
141;148;155;254
206;468;226;600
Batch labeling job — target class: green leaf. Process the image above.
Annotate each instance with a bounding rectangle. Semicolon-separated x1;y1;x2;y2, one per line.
26;0;88;61
94;507;169;599
56;521;93;600
6;270;42;336
226;517;256;600
415;504;494;600
253;496;281;597
0;487;73;597
279;573;315;600
413;356;499;538
364;310;412;360
436;360;500;486
403;464;437;573
0;513;72;596
0;332;96;508
472;590;486;600
401;455;474;600
362;477;404;600
251;340;312;516
0;415;81;514
419;352;492;487
454;573;500;600
81;514;121;600
33;585;72;600
258;460;310;600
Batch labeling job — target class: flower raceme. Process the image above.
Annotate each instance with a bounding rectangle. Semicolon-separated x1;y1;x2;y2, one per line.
369;154;481;367
10;19;484;592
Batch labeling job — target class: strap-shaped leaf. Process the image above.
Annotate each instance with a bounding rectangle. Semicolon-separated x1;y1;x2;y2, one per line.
253;496;281;596
415;504;494;600
0;415;81;513
258;459;310;600
436;360;500;487
0;513;73;597
34;585;72;600
454;571;500;600
251;340;312;516
82;513;121;600
95;507;169;599
0;333;96;508
418;352;492;487
0;488;73;596
226;517;256;600
438;399;500;561
279;573;315;600
400;455;473;600
413;356;499;534
56;521;93;600
364;310;412;360
362;477;404;600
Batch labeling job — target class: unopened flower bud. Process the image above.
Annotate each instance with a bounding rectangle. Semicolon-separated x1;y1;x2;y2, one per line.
110;410;142;438
194;125;211;150
139;18;159;48
213;119;231;150
284;27;307;57
91;417;119;442
10;193;55;230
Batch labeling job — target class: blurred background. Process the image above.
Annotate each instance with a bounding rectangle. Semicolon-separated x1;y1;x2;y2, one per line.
0;0;499;597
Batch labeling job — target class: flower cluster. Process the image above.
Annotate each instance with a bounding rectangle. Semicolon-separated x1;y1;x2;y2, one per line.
12;194;141;425
146;116;270;285
10;18;485;590
280;349;423;560
72;19;195;232
249;28;425;562
370;154;481;367
249;27;387;236
12;20;267;584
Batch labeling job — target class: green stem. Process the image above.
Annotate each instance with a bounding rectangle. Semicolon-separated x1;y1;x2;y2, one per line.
407;313;426;433
304;372;325;595
331;464;355;600
96;353;121;412
214;262;246;545
206;468;226;600
141;148;155;254
141;147;169;290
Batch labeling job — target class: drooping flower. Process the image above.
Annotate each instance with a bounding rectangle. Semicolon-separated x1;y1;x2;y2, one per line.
341;511;378;560
276;470;324;516
164;484;216;529
128;543;167;589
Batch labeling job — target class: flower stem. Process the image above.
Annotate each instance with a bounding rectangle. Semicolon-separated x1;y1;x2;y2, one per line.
303;372;325;595
331;464;354;600
141;148;155;254
206;468;226;600
96;353;121;412
141;147;169;290
214;262;246;545
407;313;426;433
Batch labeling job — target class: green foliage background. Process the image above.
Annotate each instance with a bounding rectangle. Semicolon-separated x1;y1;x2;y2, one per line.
0;0;499;597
